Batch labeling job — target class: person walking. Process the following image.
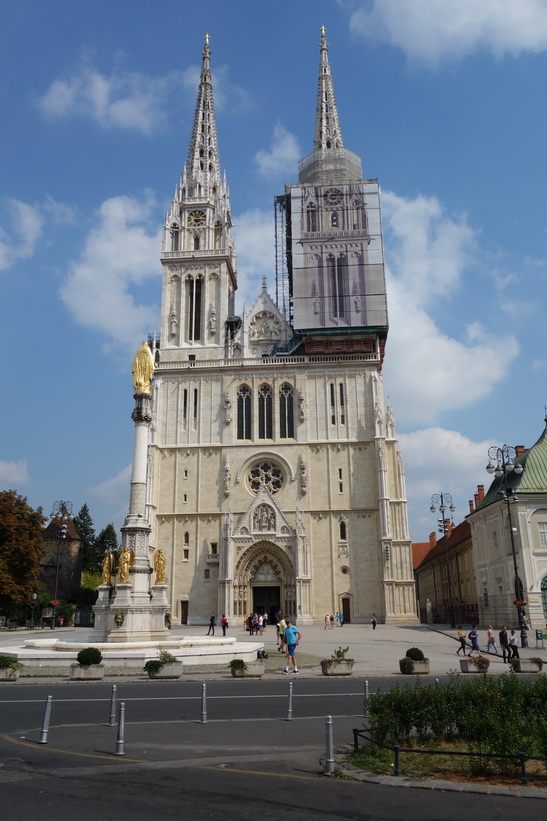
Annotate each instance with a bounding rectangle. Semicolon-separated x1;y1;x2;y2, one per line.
324;613;330;630
456;625;467;655
207;612;215;636
263;612;268;630
282;618;301;674
509;629;520;659
277;615;286;652
499;626;511;663
468;625;480;655
486;625;499;654
371;613;377;630
338;611;344;627
221;615;228;637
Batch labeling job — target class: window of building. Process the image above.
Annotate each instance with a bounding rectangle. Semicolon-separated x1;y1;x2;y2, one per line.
184;532;189;545
330;382;336;425
210;542;218;555
331;212;338;228
183;494;187;503
193;388;198;428
279;383;294;438
258;383;273;439
542;576;547;619
339;383;345;425
183;549;189;561
194;235;200;250
306;203;317;232
483;588;489;607
186;277;202;341
182;389;188;425
204;569;210;580
339;519;347;541
338;468;343;494
237;384;252;439
247;460;284;495
184;469;188;479
539;522;547;547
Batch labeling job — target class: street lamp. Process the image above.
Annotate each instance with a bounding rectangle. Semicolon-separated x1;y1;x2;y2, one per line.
485;445;527;648
430;493;456;628
50;500;73;630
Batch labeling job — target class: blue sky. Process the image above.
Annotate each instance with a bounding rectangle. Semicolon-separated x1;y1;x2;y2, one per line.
1;0;547;543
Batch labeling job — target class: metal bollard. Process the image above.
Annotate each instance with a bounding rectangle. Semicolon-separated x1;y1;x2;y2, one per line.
38;695;53;744
201;682;207;724
286;681;293;721
108;684;117;727
435;678;439;688
324;715;335;776
364;679;369;719
115;702;125;756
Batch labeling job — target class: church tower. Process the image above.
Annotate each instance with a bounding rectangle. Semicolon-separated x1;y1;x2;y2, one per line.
148;32;418;626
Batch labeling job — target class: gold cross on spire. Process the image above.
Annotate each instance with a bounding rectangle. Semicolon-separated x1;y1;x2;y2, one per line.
204;33;210;47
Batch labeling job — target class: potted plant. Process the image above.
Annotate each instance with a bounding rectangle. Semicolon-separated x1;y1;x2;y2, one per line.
70;647;105;681
460;654;490;673
229;657;264;678
321;646;355;676
143;650;182;679
0;655;24;681
509;656;544;673
399;647;429;674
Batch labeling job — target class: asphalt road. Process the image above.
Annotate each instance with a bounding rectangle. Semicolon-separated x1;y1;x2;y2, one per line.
0;679;543;819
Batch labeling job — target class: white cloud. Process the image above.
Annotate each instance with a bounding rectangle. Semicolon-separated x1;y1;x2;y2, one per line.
398;427;493;540
381;190;519;426
60;194;161;350
0;459;30;486
37;60;183;135
349;0;547;65
233;207;275;309
0;197;73;271
254;123;301;180
88;464;132;531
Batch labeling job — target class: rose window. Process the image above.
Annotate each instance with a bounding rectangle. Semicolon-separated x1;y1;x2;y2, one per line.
247;461;284;495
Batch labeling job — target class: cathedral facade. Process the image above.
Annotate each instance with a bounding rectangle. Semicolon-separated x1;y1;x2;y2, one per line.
146;31;418;625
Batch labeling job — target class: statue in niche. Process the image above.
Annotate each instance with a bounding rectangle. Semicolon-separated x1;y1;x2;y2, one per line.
169;307;178;338
253;504;275;532
300;455;307;495
224;392;232;424
224;457;231;496
298;391;305;422
154;549;167;585
208;303;216;336
100;551;114;586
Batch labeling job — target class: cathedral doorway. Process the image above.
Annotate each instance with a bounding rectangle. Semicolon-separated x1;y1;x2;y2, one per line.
341;597;351;624
180;600;188;625
253;586;280;623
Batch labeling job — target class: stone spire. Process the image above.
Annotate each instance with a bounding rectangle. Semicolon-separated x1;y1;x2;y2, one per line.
186;33;221;185
298;27;362;184
314;26;344;152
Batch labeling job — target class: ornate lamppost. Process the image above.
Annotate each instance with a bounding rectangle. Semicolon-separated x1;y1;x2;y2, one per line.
430;493;456;628
50;500;73;630
486;445;527;648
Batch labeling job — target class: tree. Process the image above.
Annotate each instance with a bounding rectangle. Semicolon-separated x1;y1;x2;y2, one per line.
0;490;46;616
73;503;98;571
95;523;119;561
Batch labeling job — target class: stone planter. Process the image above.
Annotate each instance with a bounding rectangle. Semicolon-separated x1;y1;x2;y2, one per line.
510;659;542;674
320;659;354;676
70;663;105;681
0;667;20;681
399;658;430;674
411;660;430;675
230;661;264;678
459;659;489;674
147;662;183;679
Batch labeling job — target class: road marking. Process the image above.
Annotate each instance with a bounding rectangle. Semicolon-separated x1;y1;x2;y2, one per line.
0;734;146;763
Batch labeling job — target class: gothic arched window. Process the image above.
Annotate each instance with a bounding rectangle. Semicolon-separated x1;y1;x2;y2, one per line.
307;203;317;232
331;212;338;228
258;383;273;439
339;520;347;541
237;384;252;440
279;383;294;439
542;575;547;620
186;276;202;341
329;254;346;319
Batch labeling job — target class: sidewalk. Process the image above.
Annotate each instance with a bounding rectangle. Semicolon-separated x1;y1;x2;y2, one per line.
2;621;545;680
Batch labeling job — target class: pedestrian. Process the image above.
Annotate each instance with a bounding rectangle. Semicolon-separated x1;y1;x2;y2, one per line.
338;612;344;627
486;625;499;654
221;615;228;637
207;612;215;636
499;625;510;663
257;614;264;635
371;613;377;630
263;612;268;630
277;615;286;651
456;625;467;655
468;625;480;655
282;618;301;674
509;629;520;658
248;613;254;635
330;614;335;630
324;612;330;630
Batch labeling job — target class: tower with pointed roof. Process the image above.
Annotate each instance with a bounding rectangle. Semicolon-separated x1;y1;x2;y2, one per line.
146;32;417;626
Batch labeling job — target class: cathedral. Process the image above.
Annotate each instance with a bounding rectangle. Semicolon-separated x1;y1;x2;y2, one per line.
143;30;418;625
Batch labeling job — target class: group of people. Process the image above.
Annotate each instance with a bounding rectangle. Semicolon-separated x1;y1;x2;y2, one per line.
457;624;520;662
324;612;344;629
244;612;268;635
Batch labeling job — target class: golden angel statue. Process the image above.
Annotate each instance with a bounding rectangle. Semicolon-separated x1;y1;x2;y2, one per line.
132;341;155;395
118;547;134;584
154;549;167;585
100;551;114;586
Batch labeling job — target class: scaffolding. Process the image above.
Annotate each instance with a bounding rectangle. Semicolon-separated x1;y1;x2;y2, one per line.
274;194;291;324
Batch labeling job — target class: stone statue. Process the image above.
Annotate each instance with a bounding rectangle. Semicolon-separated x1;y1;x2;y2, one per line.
154;549;167;585
224;392;232;425
132;341;155;395
118;547;134;584
100;551;114;586
169;307;178;338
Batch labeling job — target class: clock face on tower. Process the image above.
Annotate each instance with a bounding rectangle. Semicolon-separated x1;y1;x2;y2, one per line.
188;210;206;226
323;187;343;208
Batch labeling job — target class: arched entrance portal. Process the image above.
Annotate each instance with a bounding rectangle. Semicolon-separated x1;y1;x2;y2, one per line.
233;540;295;620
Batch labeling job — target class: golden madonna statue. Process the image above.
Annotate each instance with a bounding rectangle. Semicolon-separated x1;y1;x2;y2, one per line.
154;549;167;585
132;341;155;395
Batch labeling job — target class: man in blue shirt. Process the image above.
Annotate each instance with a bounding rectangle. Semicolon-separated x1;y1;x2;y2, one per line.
282;618;301;674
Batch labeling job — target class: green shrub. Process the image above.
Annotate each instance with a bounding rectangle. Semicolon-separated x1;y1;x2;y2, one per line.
405;647;425;661
76;647;103;665
229;658;247;671
399;657;414;674
0;655;23;671
158;650;177;664
143;659;163;674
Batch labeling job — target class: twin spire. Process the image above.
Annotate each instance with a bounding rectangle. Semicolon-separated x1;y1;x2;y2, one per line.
314;26;344;152
186;33;221;183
